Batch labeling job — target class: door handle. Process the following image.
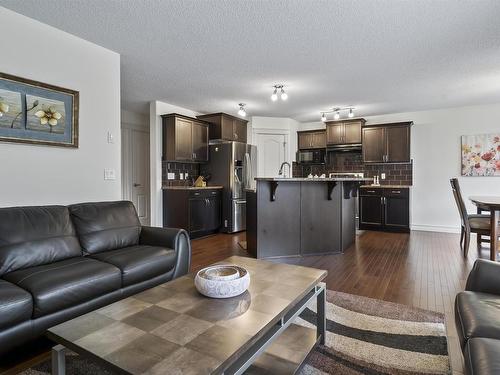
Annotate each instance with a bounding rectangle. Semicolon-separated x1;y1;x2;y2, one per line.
133;183;141;187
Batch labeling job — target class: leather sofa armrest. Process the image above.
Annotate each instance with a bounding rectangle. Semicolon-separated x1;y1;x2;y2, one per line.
139;226;191;279
465;259;500;295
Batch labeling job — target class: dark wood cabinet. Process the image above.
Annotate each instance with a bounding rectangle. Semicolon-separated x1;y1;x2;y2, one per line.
362;127;385;163
192;121;209;162
297;130;326;150
197;113;248;143
359;187;410;232
326;119;365;145
163;188;221;238
162;114;209;162
362;122;412;164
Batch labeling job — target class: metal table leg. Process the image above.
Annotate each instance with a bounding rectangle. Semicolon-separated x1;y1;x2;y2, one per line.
52;345;66;375
317;285;326;345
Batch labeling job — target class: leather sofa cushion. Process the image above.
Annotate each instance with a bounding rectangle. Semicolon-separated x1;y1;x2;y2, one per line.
456;291;500;346
0;206;81;276
69;201;141;254
91;245;176;287
465;338;500;375
3;257;121;318
0;279;33;329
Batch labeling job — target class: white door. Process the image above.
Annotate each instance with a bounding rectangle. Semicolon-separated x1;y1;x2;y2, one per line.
122;127;150;225
255;133;287;177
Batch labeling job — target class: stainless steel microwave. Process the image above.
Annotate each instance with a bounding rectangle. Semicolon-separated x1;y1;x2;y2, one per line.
296;149;326;164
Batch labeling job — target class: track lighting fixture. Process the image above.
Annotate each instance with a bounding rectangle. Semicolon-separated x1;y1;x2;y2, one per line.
238;103;246;117
320;107;356;122
271;84;288;101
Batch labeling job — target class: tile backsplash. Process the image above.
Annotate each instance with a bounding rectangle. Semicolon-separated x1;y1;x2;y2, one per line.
162;162;200;187
293;152;413;186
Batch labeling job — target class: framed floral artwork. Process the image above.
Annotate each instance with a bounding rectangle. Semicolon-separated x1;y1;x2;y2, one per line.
461;133;500;176
0;72;78;147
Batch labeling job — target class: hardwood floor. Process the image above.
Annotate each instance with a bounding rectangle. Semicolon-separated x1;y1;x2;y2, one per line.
1;229;484;374
190;230;482;375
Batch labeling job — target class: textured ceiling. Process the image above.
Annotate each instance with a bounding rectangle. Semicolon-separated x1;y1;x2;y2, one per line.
2;0;500;122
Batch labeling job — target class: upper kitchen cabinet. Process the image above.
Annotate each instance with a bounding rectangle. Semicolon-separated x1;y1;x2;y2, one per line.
326;118;365;146
162;113;209;162
197;113;248;143
362;122;412;163
297;130;326;150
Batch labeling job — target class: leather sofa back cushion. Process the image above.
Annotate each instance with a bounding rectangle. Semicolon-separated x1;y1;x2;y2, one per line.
0;206;81;276
69;201;141;254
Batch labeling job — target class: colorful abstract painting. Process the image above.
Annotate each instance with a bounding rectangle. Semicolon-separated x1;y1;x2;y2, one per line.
461;134;500;176
0;72;78;147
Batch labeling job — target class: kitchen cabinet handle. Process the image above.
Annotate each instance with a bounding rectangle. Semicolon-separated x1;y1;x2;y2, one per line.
367;190;376;193
391;190;401;194
133;183;141;187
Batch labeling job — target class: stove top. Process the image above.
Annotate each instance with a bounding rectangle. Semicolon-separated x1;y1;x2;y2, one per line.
328;172;365;178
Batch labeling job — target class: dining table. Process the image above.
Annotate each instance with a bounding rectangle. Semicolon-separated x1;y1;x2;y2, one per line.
469;196;500;261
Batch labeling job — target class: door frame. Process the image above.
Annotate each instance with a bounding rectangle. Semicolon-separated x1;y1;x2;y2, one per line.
252;128;292;176
121;122;150;224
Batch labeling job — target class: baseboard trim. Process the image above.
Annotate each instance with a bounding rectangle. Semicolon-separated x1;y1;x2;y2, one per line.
410;224;460;234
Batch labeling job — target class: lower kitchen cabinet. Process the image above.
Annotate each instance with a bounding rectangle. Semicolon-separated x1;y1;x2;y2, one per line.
359;187;410;232
163;188;221;238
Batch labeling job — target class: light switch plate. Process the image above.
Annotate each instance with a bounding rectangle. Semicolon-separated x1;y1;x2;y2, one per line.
381;173;386;180
104;169;116;180
107;131;114;144
179;173;184;180
167;173;175;180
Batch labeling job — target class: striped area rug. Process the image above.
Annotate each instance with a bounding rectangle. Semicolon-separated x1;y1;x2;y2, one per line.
297;291;450;375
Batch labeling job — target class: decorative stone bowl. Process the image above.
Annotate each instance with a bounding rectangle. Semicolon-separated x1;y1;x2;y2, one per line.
195;265;250;298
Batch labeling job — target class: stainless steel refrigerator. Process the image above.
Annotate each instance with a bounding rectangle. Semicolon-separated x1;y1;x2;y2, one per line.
200;141;257;233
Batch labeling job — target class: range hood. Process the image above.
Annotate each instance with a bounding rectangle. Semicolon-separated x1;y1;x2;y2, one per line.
327;143;362;152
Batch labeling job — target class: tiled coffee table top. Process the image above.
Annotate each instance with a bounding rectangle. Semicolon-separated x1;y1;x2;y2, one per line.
48;256;327;375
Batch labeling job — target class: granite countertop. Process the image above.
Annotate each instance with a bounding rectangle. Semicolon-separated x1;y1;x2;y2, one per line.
162;185;224;190
255;177;373;182
360;184;412;189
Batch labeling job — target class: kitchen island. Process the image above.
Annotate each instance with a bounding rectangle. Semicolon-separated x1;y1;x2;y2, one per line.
246;177;370;258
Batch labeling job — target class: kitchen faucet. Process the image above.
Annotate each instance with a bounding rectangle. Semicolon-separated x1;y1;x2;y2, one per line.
278;161;291;178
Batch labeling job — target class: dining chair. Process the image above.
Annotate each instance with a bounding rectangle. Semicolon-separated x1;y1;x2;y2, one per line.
450;178;491;257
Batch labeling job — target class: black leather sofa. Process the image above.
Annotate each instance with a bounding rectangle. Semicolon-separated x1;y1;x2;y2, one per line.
455;259;500;374
0;201;191;355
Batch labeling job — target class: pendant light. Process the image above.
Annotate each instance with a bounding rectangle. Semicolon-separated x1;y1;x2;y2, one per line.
280;87;288;101
321;113;327;122
348;108;354;118
334;110;340;120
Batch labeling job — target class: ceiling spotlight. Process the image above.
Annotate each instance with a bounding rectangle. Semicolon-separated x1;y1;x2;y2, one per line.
271;88;278;101
334;110;340;120
348;108;354;118
321;113;327;122
280;87;288;101
238;103;246;117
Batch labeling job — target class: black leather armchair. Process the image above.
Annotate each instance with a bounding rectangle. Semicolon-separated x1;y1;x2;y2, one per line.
0;201;191;355
455;259;500;374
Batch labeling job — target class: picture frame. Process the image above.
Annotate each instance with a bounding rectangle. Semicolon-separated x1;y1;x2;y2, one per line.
461;133;500;177
0;72;79;148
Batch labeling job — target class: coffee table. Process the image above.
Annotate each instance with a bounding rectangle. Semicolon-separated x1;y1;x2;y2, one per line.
48;256;327;374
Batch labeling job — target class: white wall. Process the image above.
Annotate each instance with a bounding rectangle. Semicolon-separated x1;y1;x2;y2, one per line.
298;103;500;233
0;7;121;207
149;100;200;226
